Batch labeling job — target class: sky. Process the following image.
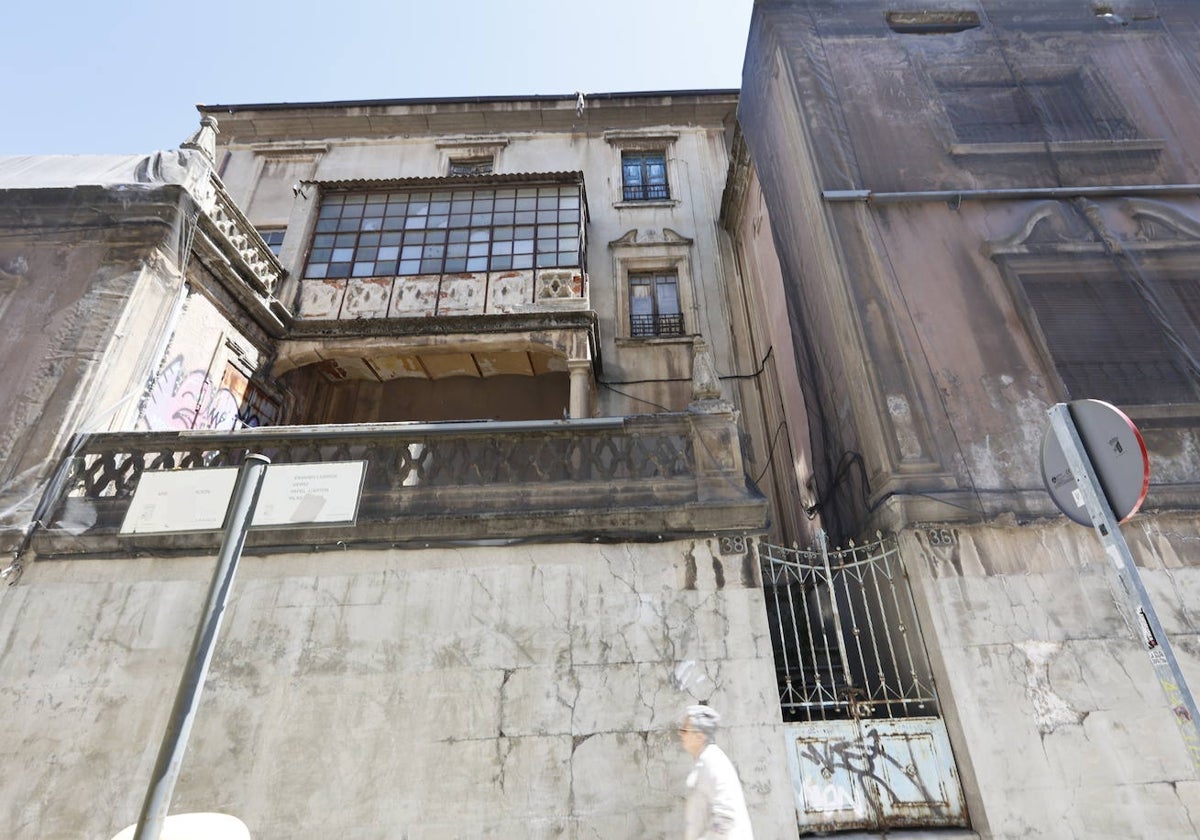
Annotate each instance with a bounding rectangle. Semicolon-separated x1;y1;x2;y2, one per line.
1;0;753;156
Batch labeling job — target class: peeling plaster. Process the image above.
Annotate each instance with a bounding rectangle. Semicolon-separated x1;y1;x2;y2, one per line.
1016;640;1087;734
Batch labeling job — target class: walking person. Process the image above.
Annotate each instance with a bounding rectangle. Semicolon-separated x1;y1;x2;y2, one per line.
678;705;754;840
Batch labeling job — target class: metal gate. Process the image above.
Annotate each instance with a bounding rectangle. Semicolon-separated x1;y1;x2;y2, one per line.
760;532;968;833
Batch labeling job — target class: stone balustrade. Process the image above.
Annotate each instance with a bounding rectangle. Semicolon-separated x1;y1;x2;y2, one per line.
35;412;766;556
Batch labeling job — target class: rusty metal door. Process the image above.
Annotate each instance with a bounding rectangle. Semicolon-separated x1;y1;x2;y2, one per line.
761;532;968;833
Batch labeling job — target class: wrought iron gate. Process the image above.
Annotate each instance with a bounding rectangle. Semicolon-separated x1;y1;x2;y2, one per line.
760;532;968;833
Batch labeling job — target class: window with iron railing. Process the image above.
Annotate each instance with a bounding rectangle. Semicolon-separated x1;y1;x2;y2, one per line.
621;151;670;201
304;184;583;278
629;272;683;337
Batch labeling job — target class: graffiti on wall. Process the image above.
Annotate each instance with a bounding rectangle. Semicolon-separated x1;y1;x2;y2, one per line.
139;356;279;431
798;727;942;816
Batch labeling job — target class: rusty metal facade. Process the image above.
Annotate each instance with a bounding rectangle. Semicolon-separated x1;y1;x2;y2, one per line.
760;532;968;832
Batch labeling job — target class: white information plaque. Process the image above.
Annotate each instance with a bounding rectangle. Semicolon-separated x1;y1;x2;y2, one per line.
120;461;367;534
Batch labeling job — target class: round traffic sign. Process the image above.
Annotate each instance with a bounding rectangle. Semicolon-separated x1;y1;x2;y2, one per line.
1041;399;1150;526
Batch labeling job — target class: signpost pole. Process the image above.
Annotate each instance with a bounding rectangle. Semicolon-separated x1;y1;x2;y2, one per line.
1047;404;1200;772
132;454;271;840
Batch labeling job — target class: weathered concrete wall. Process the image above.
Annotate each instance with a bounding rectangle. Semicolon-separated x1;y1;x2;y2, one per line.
0;539;795;840
900;515;1200;839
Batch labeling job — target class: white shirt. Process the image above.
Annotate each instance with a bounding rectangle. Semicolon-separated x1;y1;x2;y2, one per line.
684;743;755;840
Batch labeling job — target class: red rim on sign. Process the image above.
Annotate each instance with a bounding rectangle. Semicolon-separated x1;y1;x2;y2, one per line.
1040;399;1150;526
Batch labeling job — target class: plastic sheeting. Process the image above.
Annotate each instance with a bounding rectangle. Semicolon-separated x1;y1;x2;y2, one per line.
0;150;215;563
739;0;1200;537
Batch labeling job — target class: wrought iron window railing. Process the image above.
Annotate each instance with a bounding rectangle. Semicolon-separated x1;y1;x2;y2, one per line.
622;183;671;202
630;313;684;337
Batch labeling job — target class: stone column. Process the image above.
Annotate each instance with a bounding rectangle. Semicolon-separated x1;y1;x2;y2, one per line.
567;359;592;419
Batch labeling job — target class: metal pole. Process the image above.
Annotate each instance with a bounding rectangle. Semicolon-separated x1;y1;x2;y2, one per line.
1048;404;1200;772
133;454;271;840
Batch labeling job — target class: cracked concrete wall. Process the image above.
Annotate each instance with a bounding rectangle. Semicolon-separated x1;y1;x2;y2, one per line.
899;516;1200;839
0;538;794;840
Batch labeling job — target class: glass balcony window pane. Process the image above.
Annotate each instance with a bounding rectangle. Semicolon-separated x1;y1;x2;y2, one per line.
537;253;558;268
352;262;376;277
381;233;402;247
314;234;336;248
468;243;488;257
469;228;490;242
450;214;471;227
332;248;355;262
451;199;472;213
311;248;332;263
494;211;514;225
328;263;351;278
334;234;357;247
448;229;469;244
377;260;398;275
473;197;494;212
315;219;339;233
492;255;513;270
399;259;420;274
343;194;366;205
359;233;381;247
516;196;536;210
401;245;422;260
306;264;328;278
494;226;515;241
492;241;513;256
471;212;492;226
431;191;451;201
358;247;379;260
447;243;468;258
379;246;400;261
363;203;385;217
428;215;449;230
513;254;533;269
425;229;447;244
422;245;445;259
337;218;360;232
381;217;405;231
445;258;467;272
419;258;441;273
513;240;533;255
494;198;515;212
318;204;341;219
342;205;364;219
467;256;488;271
430;201;451;215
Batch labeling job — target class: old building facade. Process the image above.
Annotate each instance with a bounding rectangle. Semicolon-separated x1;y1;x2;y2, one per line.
0;93;803;839
736;0;1200;837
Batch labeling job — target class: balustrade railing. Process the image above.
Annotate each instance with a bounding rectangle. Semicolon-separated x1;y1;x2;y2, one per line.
34;413;768;553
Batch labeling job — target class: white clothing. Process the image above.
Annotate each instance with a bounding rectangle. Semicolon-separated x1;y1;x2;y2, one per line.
684;743;754;840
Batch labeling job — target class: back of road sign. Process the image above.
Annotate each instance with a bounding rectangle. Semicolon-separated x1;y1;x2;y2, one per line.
1040;399;1150;526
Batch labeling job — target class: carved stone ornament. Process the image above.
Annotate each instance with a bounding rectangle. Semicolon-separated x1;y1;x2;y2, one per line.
690;337;724;403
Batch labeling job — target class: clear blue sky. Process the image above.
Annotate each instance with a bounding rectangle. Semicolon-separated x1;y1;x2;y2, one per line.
1;0;753;155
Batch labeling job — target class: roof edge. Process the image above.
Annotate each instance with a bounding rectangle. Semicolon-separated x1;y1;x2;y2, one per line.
198;89;739;114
